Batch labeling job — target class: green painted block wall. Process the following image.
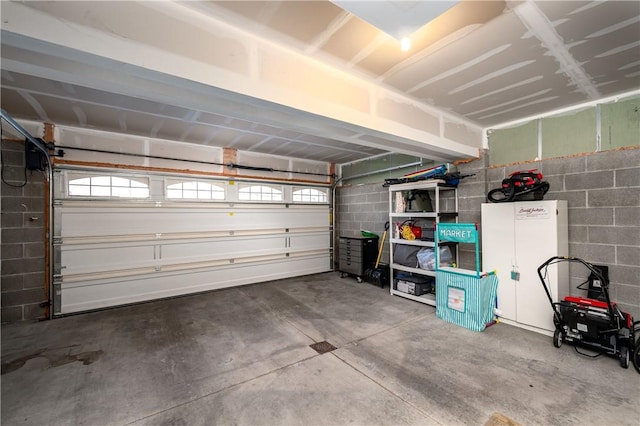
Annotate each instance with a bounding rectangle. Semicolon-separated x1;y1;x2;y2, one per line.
487;96;640;166
542;107;596;158
601;97;640;150
487;121;537;166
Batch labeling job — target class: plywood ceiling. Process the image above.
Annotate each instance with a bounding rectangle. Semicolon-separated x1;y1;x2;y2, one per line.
1;1;639;164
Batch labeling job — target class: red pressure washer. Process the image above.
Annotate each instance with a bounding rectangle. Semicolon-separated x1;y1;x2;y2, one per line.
537;256;636;369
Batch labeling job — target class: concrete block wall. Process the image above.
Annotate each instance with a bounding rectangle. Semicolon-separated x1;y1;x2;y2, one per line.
1;140;47;322
335;182;390;267
337;147;640;319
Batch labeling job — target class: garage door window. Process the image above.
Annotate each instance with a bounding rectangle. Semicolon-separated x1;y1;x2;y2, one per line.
292;187;328;203
238;184;283;201
68;174;150;198
166;180;225;200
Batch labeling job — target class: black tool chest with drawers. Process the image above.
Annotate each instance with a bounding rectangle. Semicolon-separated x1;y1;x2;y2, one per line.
338;235;378;282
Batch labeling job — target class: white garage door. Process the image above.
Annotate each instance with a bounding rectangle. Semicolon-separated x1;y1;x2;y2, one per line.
52;168;331;315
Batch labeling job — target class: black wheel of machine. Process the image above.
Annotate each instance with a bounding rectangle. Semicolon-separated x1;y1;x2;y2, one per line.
633;321;640;374
553;329;563;348
620;345;629;369
539;181;550;196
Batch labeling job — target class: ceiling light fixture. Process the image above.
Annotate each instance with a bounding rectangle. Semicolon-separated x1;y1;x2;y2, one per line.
401;37;411;51
333;0;459;51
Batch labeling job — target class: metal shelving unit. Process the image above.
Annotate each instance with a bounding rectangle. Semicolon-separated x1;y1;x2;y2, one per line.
388;180;458;306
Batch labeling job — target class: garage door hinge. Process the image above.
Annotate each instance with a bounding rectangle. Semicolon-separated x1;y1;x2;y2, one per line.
53;275;63;283
53;200;63;206
53;237;63;245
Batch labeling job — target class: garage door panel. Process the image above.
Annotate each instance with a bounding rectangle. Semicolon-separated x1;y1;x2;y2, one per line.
57;254;331;315
60;232;330;277
59;205;329;237
61;244;156;275
54;170;331;315
290;233;330;250
158;235;286;262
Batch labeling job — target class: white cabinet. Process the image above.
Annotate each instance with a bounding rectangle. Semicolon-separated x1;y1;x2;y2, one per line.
481;200;569;334
388;180;458;306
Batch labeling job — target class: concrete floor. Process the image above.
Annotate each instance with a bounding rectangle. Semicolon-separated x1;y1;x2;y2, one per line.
2;272;638;426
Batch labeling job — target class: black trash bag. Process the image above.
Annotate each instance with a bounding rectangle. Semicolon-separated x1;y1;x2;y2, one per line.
392;244;421;267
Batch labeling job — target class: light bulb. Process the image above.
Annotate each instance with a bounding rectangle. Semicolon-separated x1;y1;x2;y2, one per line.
401;37;411;52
